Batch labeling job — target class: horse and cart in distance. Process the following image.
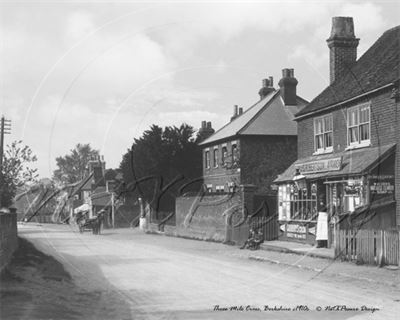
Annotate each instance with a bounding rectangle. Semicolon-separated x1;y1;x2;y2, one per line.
74;204;105;235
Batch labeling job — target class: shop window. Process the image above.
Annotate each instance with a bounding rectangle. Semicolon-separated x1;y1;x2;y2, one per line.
213;148;218;168
221;146;227;166
347;103;370;147
314;114;333;153
206;184;213;193
204;150;210;169
278;183;318;222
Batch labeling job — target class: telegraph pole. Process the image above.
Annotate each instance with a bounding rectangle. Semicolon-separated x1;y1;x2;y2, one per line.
0;116;12;207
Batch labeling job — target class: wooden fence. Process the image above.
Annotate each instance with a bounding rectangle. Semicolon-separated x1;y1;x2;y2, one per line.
335;229;400;266
250;216;279;241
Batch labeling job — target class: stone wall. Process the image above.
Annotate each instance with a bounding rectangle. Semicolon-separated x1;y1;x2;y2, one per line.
0;211;18;272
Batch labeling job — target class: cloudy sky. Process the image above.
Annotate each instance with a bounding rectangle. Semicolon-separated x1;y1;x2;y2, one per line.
1;0;399;178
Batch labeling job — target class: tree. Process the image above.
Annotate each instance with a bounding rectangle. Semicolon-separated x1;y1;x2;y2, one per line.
53;143;99;184
0;140;38;207
119;124;202;219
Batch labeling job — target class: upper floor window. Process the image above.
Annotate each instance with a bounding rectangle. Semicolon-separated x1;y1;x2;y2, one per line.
213;148;218;168
205;150;210;168
314;114;333;153
232;144;238;162
221;146;227;165
347;103;370;147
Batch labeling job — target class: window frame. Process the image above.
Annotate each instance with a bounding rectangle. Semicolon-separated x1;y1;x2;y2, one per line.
221;146;228;166
313;114;333;154
346;102;371;148
213;148;219;168
204;150;210;169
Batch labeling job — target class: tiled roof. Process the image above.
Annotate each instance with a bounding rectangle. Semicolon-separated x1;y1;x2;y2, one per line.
274;143;396;183
296;25;400;118
199;90;307;146
71;173;93;196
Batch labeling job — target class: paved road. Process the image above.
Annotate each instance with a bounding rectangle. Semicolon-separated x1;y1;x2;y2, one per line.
18;223;399;320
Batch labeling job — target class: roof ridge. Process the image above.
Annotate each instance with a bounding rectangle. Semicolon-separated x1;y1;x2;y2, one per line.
199;89;277;145
238;90;281;134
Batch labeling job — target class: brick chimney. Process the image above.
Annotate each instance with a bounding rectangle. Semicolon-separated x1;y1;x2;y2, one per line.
88;155;106;188
197;120;215;142
278;68;298;106
327;17;359;84
258;77;275;99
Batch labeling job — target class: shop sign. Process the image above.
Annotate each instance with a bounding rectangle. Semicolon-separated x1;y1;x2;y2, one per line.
295;157;342;174
368;175;395;194
286;224;307;239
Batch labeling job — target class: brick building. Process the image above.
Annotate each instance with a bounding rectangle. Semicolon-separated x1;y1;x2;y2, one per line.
275;17;400;245
199;70;307;196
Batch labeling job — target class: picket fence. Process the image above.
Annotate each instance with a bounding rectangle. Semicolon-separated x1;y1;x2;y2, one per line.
335;229;400;266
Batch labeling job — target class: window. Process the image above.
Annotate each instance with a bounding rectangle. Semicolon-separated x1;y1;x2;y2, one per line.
347;103;370;147
221;146;227;165
314;114;333;153
231;144;238;162
213;148;218;168
205;150;210;168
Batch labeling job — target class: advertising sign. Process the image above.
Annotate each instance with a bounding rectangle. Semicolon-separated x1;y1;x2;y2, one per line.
286;224;307;239
295;157;342;174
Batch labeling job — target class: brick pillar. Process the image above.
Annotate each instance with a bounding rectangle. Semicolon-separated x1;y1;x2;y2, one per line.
240;184;257;218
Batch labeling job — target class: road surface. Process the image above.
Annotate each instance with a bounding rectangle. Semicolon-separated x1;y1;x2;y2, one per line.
12;223;400;319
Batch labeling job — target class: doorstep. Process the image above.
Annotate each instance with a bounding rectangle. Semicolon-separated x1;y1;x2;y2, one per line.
260;240;335;260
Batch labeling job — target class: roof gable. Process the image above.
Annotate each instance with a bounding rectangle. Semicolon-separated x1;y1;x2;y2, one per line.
239;96;305;136
200;90;307;145
296;25;400;118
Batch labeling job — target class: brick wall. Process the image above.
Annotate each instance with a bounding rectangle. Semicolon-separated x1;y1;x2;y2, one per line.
175;192;241;242
240;135;298;194
0;212;18;272
202;139;240;191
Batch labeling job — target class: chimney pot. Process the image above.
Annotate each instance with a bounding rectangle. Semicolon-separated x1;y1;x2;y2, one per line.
239;107;243;115
329;17;356;39
207;121;212;129
201;120;206;129
234;105;238;116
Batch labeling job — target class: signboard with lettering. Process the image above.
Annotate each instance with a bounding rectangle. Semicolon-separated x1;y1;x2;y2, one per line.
368;174;395;203
368;175;395;194
295;157;342;174
286;224;307;239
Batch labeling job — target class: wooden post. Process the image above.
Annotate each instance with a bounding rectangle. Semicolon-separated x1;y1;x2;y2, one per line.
378;230;385;267
111;192;115;229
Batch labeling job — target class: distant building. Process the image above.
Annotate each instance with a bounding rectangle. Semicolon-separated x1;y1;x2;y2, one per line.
275;18;400;245
199;70;307;196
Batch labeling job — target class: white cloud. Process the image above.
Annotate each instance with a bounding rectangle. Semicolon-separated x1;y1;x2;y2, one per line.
65;11;96;41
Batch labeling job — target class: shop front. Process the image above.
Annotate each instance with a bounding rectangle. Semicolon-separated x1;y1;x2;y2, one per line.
274;144;397;247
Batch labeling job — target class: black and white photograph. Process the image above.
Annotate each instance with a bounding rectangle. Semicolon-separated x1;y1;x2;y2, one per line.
0;0;399;319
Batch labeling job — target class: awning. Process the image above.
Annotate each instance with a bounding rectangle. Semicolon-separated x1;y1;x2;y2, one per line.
73;203;90;214
274;143;396;183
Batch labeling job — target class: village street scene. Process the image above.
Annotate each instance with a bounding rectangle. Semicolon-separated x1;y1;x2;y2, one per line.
1;1;400;319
